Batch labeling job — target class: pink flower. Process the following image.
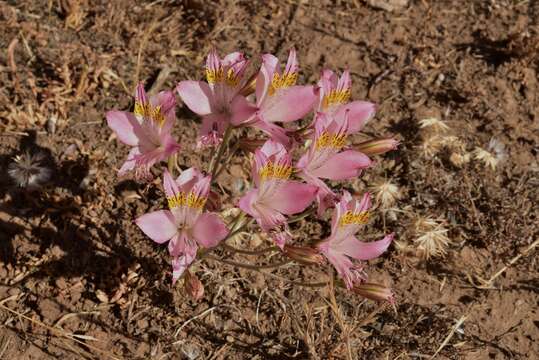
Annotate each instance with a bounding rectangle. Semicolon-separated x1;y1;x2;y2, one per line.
318;192;393;289
238;140;317;248
317;69;376;135
106;84;181;179
176;49;257;146
136;168;228;283
297;112;372;216
250;48;318;146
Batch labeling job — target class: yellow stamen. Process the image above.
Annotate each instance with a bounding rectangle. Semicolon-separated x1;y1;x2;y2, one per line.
134;101;165;125
316;131;347;149
205;68;224;84
167;191;207;210
225;68;240;87
322;89;351;109
205;67;240;87
259;162;292;180
339;210;370;226
268;72;298;96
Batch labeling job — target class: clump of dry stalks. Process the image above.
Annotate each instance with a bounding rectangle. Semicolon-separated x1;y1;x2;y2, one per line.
418;116;471;167
418;116;507;170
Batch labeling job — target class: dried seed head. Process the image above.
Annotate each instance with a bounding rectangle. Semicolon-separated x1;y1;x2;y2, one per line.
419;135;443;157
473;138;506;170
8;151;52;190
418;117;450;132
449;152;471;167
371;180;402;209
412;216;450;259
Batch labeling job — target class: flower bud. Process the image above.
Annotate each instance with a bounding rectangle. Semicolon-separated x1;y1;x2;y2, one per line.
205;189;222;212
356;138;399;156
284;245;325;265
184;270;204;301
239;138;266;153
239;72;257;97
352;282;394;303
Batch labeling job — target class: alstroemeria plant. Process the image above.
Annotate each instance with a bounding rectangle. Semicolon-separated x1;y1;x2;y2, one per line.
238;139;317;248
317;69;376;135
297;112;372;215
176;49;257;146
106;47;399;306
249;49;318;146
136;168;228;283
318;192;393;289
107;84;181;178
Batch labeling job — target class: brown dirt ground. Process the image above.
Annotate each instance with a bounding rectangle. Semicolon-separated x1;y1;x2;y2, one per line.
0;1;538;359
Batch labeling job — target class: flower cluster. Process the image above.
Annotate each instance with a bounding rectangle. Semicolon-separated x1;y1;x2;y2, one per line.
106;48;398;302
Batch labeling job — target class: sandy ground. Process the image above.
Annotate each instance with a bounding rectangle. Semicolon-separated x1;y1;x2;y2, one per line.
0;1;538;359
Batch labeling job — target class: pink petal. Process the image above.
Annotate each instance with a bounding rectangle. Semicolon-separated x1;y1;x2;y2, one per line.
136;210;178;244
252;120;291;148
239;189;285;231
135;83;148;104
260;85;317;123
176;80;214;115
206;49;221;73
163;169;180;199
336;101;376;134
256;54;279;104
269;181;317;215
222;51;244;67
271;231;290;250
176;167;203;194
238;189;259;218
318;69;337;94
151;90;177;134
191;175;211;200
118;147;140;176
171;247;197;284
336;234;394;261
337;70;351;93
284;48;298;75
310;150;372;181
160;135;181;158
229;96;258;125
150;90;176;115
192;212;228;248
223;52;248;79
199;113;227;147
106;111;142;146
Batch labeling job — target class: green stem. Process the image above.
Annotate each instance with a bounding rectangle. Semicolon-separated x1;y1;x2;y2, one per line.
167;154;177;177
209;126;233;180
206;255;292;270
287;207;315;223
208;256;329;288
214;140;241;179
222;243;279;256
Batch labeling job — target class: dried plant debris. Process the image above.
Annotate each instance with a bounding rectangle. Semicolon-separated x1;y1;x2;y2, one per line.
473;138;507;170
7;151;53;190
371;179;402;209
412;216;451;259
418;117;450;132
